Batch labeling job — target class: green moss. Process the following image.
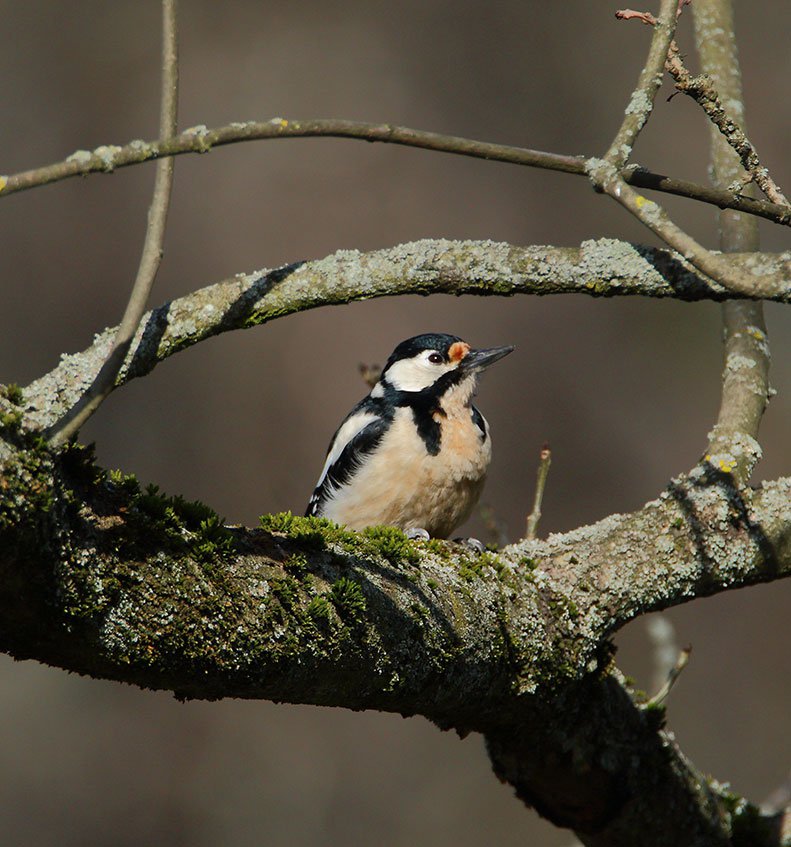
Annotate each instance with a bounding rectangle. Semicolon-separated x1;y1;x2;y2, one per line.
0;441;55;532
284;553;308;575
520;556;538;570
260;513;421;568
410;602;429;623
126;483;235;563
360;525;419;566
330;576;366;623
715;787;778;847
270;575;300;609
425;538;451;558
0;408;23;429
2;383;24;405
259;511;358;551
306;595;332;624
108;468;140;495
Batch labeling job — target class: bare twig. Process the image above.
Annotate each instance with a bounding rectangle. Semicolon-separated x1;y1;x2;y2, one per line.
1;118;789;227
615;10;657;25
645;614;679;695
47;0;179;448
525;444;551;540
644;645;691;708
607;0;678;169
665;42;789;205
599;1;790;300
694;0;771;485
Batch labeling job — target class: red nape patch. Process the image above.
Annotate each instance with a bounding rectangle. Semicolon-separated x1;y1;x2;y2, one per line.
448;341;470;363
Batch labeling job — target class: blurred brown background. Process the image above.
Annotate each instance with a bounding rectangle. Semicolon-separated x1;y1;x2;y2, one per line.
0;2;789;845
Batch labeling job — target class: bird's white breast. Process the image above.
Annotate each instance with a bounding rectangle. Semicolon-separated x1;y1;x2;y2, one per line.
320;398;491;538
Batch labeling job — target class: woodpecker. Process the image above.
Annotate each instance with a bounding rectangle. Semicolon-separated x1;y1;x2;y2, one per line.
305;333;514;538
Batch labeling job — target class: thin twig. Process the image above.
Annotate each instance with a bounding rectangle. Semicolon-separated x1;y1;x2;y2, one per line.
644;645;691;708
525;444;552;540
645;615;679;695
665;42;789;205
0;117;789;227
47;0;179;448
694;0;771;485
606;0;678;169
615;10;658;25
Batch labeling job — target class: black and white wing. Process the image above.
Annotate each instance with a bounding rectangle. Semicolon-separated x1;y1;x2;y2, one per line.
305;402;390;517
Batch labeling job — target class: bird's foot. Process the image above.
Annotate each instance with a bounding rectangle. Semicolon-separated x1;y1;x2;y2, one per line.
452;536;485;554
405;527;431;541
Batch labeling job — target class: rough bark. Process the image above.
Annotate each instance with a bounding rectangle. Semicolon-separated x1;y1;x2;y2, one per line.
17;238;791;434
1;424;789;844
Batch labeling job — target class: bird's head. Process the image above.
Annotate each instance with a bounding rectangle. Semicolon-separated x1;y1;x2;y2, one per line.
375;333;514;397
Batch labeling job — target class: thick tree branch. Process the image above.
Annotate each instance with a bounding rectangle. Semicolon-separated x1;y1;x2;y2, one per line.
1;117;789;226
46;0;180;448
18;239;791;433
694;0;772;486
0;437;788;844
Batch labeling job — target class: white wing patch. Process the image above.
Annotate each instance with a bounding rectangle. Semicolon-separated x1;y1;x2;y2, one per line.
315;410;380;491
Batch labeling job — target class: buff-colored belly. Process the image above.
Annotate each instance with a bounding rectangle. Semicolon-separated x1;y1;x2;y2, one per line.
322;411;491;538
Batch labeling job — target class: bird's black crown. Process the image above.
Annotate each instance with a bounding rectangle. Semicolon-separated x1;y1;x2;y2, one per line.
383;333;463;370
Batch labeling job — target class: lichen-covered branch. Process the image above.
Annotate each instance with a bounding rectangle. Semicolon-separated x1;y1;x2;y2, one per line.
19;238;791;433
590;3;789;301
693;0;773;486
1;117;789;226
586;159;789;299
0;432;788;845
666;42;789;206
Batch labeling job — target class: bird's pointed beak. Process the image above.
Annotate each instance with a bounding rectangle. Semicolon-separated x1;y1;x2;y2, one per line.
460;345;515;372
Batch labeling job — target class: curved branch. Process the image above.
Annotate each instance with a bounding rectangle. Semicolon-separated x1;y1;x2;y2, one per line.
1;117;789;226
20;238;791;432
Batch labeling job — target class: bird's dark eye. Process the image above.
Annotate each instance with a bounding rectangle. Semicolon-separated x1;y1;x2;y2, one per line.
428;352;443;364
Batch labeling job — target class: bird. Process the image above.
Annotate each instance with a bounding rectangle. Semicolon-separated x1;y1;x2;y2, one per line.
305;333;514;539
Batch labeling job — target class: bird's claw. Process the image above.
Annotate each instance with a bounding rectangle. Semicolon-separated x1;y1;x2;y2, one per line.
405;527;431;541
453;536;485;554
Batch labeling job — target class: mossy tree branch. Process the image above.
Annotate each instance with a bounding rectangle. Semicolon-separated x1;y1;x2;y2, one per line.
0;436;788;845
